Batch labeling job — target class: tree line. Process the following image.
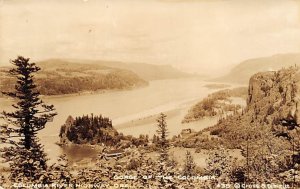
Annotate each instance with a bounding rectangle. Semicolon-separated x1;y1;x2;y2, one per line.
0;66;147;96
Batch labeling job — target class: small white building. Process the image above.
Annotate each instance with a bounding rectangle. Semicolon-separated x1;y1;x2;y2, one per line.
104;149;124;158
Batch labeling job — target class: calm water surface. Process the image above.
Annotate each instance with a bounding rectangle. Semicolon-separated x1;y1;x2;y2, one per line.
0;78;232;163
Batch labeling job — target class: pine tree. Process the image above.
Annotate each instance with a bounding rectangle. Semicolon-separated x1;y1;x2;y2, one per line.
48;154;73;188
183;150;196;177
0;56;57;183
155;113;176;188
156;113;169;171
156;113;169;162
205;147;234;186
242;126;287;183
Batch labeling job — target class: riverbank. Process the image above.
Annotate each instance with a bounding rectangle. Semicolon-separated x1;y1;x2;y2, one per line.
115;108;181;130
0;83;149;101
42;85;148;99
115;105;219;138
2;78;234;165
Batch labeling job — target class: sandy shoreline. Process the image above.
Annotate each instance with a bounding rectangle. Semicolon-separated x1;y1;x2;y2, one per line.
0;84;148;101
42;86;147;99
115;108;181;130
114;90;246;137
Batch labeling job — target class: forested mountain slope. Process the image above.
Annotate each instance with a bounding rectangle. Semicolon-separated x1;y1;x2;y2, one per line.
61;58;191;81
0;60;148;95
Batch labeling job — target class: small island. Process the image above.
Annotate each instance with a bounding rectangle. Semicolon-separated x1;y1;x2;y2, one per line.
59;114;149;148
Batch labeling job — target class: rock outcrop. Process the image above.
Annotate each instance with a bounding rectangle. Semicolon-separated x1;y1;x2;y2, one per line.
246;66;300;125
179;66;300;150
59;115;75;144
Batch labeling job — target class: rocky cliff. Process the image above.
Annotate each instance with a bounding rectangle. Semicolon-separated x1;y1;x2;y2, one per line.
59;115;75;144
179;66;300;149
246;66;300;125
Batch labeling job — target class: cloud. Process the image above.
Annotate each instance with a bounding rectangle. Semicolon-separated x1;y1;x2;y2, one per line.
0;0;299;75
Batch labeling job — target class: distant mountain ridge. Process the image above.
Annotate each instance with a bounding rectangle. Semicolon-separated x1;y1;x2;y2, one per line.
43;58;191;81
0;58;191;96
215;53;300;84
0;59;148;96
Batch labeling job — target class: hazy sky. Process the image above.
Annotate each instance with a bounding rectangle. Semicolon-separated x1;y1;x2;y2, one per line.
0;0;300;75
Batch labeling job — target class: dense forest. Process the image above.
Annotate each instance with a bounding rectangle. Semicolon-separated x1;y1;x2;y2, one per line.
182;87;247;123
39;58;191;81
37;70;147;95
60;114;116;145
59;114;149;147
0;61;148;96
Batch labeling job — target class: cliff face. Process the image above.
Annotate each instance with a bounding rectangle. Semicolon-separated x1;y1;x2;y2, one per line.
179;67;300;150
246;67;300;125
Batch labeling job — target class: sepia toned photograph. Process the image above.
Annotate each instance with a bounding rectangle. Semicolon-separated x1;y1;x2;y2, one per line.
1;0;300;188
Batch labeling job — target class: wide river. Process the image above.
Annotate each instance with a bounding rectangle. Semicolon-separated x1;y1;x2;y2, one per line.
0;78;232;164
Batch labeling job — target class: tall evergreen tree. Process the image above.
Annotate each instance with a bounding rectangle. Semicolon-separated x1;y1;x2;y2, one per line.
156;113;170;170
205;147;234;187
183;150;196;177
156;113;176;188
0;56;57;183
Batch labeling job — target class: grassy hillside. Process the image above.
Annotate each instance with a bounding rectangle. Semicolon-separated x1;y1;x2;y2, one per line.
215;53;300;84
0;60;148;96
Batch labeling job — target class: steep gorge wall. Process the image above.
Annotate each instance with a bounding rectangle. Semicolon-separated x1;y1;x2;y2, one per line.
246;67;300;125
180;67;300;150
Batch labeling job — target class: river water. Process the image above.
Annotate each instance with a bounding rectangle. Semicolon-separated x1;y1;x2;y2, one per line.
0;78;231;164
